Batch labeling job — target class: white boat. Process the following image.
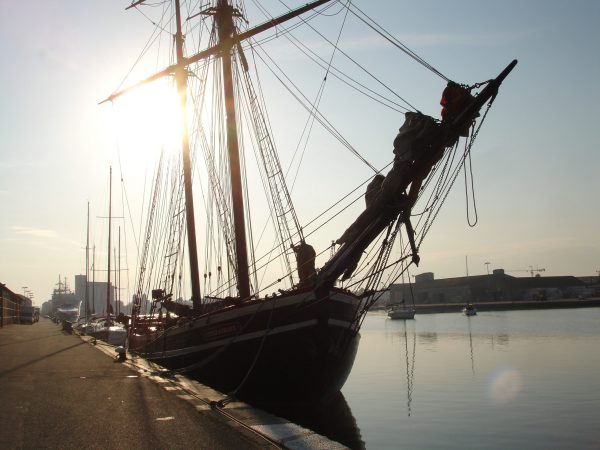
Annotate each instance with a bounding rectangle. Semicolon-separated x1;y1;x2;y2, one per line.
83;317;127;346
55;304;80;323
387;304;416;320
80;169;127;347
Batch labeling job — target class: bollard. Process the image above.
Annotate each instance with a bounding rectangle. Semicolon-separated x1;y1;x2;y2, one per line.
115;346;127;362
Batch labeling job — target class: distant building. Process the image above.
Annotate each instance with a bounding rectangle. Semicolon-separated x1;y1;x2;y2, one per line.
390;269;596;305
41;300;52;317
74;274;116;316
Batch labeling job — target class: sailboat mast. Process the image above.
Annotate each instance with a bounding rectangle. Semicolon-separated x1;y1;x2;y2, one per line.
85;201;90;321
174;0;202;310
106;166;112;320
113;247;117;314
216;0;251;301
118;226;121;316
92;245;95;314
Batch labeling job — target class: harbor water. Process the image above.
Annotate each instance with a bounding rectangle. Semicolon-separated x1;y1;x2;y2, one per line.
274;307;600;449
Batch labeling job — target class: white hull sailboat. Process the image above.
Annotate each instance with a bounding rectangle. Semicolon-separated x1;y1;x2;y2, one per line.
83;168;127;347
388;305;416;320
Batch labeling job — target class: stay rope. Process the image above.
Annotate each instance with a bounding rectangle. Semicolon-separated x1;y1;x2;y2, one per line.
346;2;450;83
416;93;496;246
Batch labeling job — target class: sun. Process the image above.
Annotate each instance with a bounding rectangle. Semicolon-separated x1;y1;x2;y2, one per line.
110;79;182;158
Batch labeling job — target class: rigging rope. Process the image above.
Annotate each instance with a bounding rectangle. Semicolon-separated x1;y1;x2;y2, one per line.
287;0;352;192
346;2;450;83
264;0;415;112
463;140;479;227
116;2;173;94
414;96;496;249
251;47;378;172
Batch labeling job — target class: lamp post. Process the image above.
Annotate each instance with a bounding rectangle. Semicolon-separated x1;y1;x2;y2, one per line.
21;286;28;296
485;262;491;275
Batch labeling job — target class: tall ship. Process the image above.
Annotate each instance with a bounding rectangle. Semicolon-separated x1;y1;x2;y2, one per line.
102;0;516;403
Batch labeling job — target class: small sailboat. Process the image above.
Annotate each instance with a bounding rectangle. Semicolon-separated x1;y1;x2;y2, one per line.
387;302;415;320
102;0;515;402
85;167;127;346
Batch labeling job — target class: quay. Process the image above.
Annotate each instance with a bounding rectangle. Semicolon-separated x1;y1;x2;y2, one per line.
0;318;345;449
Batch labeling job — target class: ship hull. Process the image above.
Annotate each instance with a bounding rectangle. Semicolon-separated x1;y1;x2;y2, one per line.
129;289;364;402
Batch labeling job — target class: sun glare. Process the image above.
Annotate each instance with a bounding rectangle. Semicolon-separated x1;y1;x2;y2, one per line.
111;80;182;159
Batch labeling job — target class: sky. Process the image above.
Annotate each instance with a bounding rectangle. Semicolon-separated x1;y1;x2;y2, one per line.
0;0;599;306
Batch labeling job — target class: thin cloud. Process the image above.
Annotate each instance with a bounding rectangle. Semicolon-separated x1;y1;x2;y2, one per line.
12;226;59;239
8;227;82;250
0;161;34;169
424;236;586;263
493;236;583;256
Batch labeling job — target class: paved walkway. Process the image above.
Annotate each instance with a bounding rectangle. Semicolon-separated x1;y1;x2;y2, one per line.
0;318;343;449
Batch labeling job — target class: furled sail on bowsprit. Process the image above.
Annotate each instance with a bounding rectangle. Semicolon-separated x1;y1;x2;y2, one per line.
318;62;516;290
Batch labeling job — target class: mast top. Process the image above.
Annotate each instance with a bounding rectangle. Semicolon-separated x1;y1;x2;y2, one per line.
100;0;335;105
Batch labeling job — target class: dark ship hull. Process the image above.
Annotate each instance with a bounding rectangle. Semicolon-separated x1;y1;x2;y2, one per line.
129;288;362;402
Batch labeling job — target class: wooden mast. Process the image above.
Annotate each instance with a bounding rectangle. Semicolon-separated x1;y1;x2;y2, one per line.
101;0;336;305
209;0;335;301
101;0;335;105
174;0;202;310
216;0;250;301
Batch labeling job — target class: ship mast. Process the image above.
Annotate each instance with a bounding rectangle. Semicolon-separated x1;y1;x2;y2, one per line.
215;0;250;301
104;0;335;306
209;0;335;301
174;0;203;310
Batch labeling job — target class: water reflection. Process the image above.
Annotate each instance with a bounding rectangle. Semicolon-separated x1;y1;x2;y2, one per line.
467;316;475;375
496;333;510;346
342;309;600;449
382;319;418;417
417;331;438;345
401;322;416;416
253;392;364;449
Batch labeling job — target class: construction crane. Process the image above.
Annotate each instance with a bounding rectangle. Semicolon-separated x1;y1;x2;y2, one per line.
529;266;546;277
507;266;546;277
